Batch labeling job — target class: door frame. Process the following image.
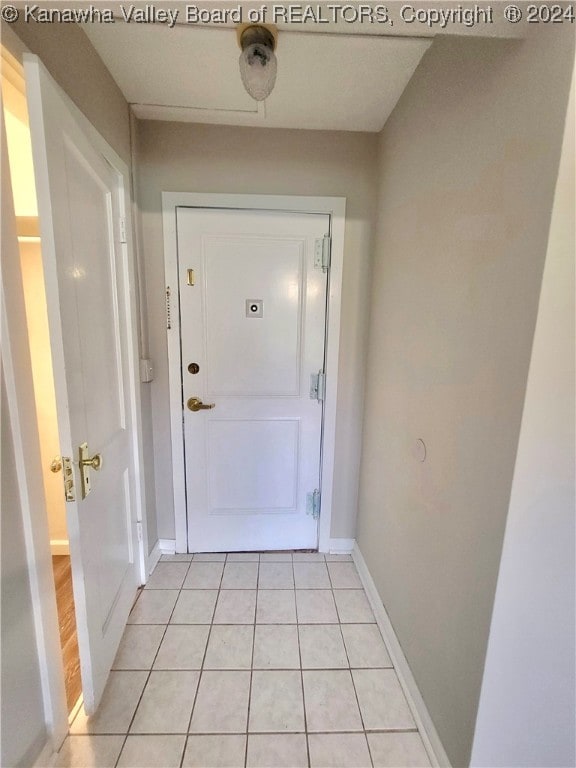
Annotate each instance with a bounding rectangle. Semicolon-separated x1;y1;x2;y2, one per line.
1;51;148;752
162;192;346;554
1;98;70;753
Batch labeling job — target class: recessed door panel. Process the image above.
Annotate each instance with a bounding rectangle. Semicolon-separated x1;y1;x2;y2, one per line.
207;419;299;511
204;237;304;397
63;137;126;447
96;467;132;633
177;207;329;552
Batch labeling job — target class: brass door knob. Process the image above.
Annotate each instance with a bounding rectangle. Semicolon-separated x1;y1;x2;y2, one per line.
80;452;103;471
50;457;63;473
187;397;216;412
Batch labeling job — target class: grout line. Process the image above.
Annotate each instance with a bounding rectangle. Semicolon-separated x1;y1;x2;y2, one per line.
177;732;187;768
112;560;193;767
327;564;374;768
65;727;418;737
294;558;312;768
100;555;410;768
244;557;259;767
180;558;226;767
113;662;396;670
114;664;396;672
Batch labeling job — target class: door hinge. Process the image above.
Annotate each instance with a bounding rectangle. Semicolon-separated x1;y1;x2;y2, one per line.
307;489;321;520
136;521;143;542
314;234;331;272
119;217;127;244
310;370;326;402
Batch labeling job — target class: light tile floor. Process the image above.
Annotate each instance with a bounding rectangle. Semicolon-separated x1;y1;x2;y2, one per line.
53;553;432;768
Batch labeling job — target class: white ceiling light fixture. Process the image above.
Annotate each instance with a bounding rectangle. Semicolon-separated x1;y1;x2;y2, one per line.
237;24;278;102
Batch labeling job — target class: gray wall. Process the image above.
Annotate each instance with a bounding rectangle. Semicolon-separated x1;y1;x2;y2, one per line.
356;28;575;767
471;60;575;768
8;19;130;163
136;121;378;542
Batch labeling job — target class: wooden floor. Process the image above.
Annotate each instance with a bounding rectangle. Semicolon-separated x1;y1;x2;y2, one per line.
52;555;82;712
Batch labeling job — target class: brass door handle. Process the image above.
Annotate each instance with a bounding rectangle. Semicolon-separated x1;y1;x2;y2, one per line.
79;442;102;500
80;452;103;471
187;397;216;412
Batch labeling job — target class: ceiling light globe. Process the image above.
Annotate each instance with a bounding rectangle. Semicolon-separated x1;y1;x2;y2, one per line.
239;42;277;101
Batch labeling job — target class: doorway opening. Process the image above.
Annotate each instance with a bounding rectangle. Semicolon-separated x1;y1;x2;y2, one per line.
163;192;346;555
1;46;82;718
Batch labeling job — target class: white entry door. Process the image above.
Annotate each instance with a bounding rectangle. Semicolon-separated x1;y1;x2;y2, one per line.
177;208;330;552
25;58;140;714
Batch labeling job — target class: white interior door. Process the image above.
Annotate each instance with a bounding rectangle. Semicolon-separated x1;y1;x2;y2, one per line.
25;58;140;714
177;208;330;552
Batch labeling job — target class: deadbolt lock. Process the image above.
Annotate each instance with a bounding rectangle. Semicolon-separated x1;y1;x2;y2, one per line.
187;397;216;412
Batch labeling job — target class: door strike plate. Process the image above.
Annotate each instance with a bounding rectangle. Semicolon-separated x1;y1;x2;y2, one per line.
61;456;75;502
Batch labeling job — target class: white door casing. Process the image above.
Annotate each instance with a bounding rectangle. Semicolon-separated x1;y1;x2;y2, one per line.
163;193;346;554
1;99;69;749
177;208;329;552
24;56;142;714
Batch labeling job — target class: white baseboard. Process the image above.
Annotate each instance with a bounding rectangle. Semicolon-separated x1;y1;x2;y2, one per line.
50;539;69;556
147;540;162;575
327;537;355;554
159;538;176;554
352;542;451;768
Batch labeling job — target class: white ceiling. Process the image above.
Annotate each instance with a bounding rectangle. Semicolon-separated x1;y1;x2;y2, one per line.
83;23;432;132
83;0;524;134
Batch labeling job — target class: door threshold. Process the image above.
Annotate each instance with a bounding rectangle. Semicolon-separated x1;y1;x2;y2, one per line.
193;549;320;555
